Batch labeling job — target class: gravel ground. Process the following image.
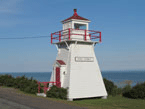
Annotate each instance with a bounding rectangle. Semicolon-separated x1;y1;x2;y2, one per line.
0;87;86;109
0;98;32;109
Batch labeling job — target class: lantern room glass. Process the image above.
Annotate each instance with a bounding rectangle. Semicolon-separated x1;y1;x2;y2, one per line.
74;23;86;30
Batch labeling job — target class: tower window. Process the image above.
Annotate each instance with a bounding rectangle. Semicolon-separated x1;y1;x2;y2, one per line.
74;23;86;30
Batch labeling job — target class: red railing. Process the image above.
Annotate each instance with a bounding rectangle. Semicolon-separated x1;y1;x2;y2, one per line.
37;81;61;94
51;28;101;44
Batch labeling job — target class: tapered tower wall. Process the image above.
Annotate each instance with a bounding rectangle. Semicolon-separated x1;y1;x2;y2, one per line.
68;43;107;99
50;42;108;99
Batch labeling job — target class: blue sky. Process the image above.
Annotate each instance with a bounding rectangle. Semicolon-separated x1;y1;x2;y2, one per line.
0;0;145;72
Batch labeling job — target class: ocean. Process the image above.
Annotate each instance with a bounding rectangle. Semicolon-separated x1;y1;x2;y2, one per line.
0;71;145;87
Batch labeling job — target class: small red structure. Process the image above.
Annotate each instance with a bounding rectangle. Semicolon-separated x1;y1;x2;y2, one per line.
37;81;61;94
51;28;101;44
37;61;63;94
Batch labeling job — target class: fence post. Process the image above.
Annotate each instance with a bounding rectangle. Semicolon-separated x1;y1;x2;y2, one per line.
99;32;102;42
51;33;53;44
89;34;91;39
85;30;87;41
68;28;70;40
38;82;40;93
59;31;61;42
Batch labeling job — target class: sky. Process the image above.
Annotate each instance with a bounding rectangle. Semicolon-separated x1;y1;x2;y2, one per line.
0;0;145;72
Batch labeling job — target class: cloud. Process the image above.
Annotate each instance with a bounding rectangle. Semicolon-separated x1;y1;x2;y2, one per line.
0;0;23;14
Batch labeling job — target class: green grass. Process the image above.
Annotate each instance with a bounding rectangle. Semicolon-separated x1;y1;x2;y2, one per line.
72;96;145;109
1;87;145;109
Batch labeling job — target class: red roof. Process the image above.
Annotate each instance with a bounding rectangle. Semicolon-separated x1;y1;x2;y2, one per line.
56;60;66;65
62;9;89;22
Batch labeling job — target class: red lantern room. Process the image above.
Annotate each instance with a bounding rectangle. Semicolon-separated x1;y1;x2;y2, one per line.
51;9;101;44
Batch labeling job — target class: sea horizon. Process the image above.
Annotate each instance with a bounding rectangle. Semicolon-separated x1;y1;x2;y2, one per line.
1;70;145;73
1;70;145;88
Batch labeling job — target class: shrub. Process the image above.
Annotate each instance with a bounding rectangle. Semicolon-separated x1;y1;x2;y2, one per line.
13;76;28;89
0;75;15;87
0;74;38;94
24;86;31;93
123;82;145;99
46;85;67;99
19;78;29;91
23;79;38;94
29;80;38;94
122;85;132;93
111;87;122;96
6;78;15;87
23;81;38;94
103;78;117;95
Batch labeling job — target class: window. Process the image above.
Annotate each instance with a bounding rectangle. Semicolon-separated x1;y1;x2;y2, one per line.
74;23;86;30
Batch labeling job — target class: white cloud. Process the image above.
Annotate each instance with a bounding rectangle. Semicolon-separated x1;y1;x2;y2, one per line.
0;0;23;14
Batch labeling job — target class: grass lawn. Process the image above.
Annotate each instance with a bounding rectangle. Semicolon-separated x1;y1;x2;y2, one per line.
71;95;145;109
24;92;145;109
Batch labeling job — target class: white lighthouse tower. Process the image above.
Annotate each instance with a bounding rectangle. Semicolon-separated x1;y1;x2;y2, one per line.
50;9;107;101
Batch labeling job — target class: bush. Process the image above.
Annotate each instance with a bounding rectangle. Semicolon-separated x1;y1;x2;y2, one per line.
13;76;28;89
29;80;39;94
0;75;16;87
0;74;38;94
103;78;117;95
111;87;122;96
23;81;38;94
46;85;67;99
24;86;31;93
122;85;131;93
123;82;145;99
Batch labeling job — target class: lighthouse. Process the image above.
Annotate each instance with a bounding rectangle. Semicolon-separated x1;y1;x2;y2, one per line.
50;9;107;101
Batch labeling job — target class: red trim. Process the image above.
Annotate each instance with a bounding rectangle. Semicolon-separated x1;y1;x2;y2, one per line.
62;9;89;22
51;28;102;43
68;28;71;40
51;33;53;44
99;32;102;42
37;81;61;94
59;31;61;42
73;9;78;15
57;60;66;65
84;30;87;41
56;67;61;88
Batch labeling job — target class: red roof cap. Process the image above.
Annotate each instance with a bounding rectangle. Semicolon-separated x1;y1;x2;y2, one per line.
56;60;66;65
62;9;89;22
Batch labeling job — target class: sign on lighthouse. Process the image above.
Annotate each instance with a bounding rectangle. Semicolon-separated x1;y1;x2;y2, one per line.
50;9;107;101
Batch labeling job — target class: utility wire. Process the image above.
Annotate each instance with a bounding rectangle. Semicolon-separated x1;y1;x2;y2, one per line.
0;36;50;40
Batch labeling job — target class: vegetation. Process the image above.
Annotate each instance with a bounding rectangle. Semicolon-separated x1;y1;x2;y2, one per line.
0;74;38;94
123;82;145;99
1;74;145;100
103;78;122;96
103;78;145;100
0;74;145;109
122;85;132;94
73;95;145;109
46;85;67;100
0;74;67;99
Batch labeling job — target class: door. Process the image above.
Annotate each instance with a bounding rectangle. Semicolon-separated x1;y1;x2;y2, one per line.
56;67;61;87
